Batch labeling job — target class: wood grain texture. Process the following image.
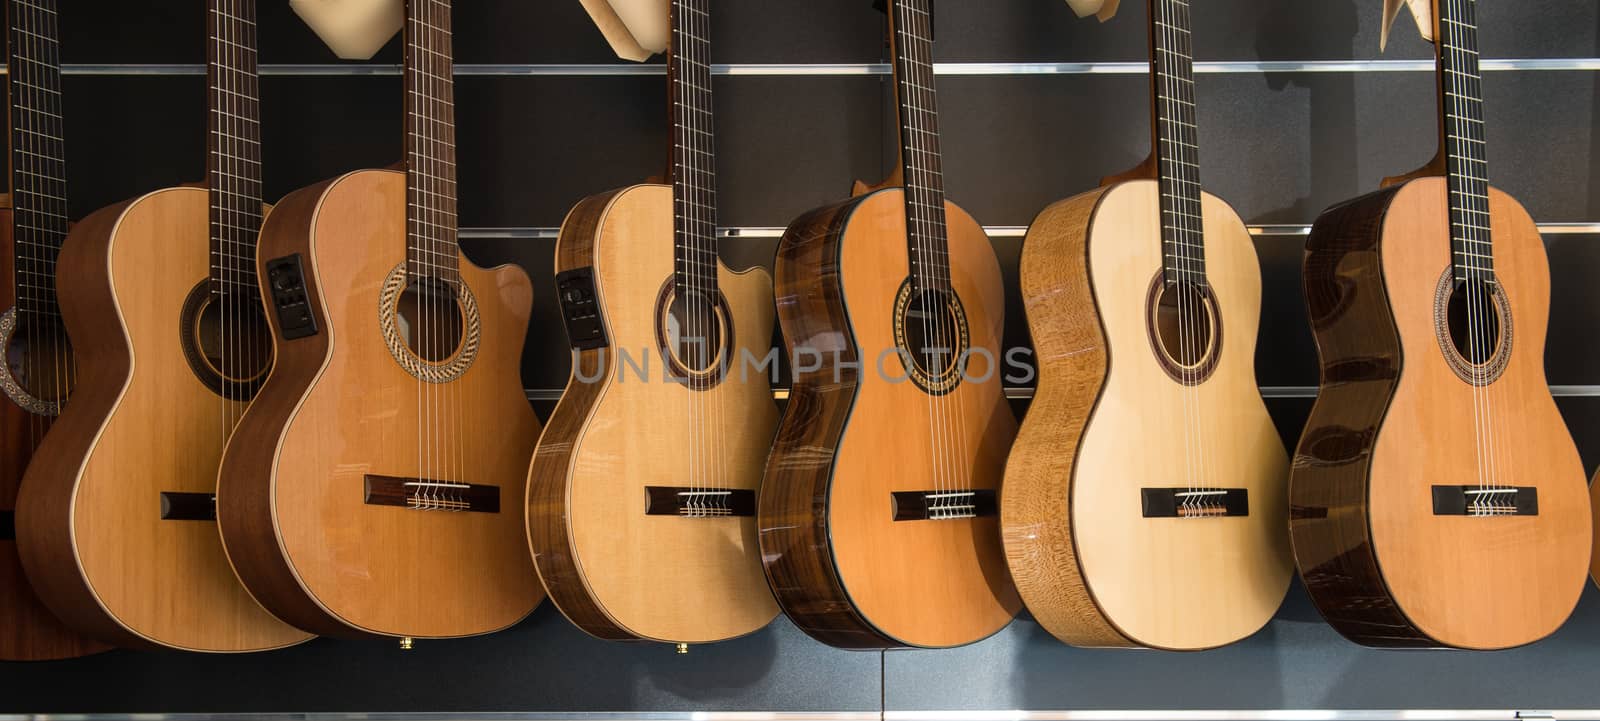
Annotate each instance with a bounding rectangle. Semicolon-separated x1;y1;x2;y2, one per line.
759;196;889;649
528;184;779;644
217;169;543;640
1365;178;1588;649
14;188;309;652
0;204;108;661
1065;181;1292;650
1001;187;1132;648
763;188;1020;650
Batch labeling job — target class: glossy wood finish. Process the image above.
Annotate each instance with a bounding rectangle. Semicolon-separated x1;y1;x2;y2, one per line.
1295;177;1591;649
528;184;779;644
1007;181;1291;651
217;169;543;639
760;188;1020;650
1001;188;1130;648
14;188;309;652
0;207;108;661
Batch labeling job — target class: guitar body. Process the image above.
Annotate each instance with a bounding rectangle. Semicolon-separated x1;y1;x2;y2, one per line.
0;206;107;660
761;188;1020;649
1294;177;1590;649
218;169;543;639
14;188;309;651
1003;180;1290;650
529;184;779;643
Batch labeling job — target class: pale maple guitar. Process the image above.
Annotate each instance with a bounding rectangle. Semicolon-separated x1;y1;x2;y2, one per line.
14;0;310;652
217;0;544;641
759;0;1021;650
1294;0;1589;649
527;0;779;647
1000;0;1292;650
0;0;106;661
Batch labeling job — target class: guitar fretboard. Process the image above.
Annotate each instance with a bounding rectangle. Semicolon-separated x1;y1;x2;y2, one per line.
1151;0;1205;287
8;0;67;319
669;0;718;299
1437;0;1492;284
405;0;459;285
890;0;950;294
208;0;263;297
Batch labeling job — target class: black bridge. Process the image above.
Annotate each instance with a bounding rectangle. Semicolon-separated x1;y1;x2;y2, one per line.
0;510;14;540
159;492;217;521
644;486;755;517
1432;485;1538;516
1142;488;1249;518
365;474;500;513
891;490;997;521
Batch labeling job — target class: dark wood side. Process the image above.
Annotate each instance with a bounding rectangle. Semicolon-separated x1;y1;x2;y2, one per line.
758;195;894;649
1290;184;1431;647
215;175;373;639
525;187;633;641
12;199;156;649
999;187;1131;648
0;206;108;660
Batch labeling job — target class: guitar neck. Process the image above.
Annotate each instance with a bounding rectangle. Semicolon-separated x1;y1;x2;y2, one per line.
669;0;718;298
208;0;263;296
888;0;950;294
1148;0;1205;287
404;0;458;285
7;0;67;318
1435;0;1492;285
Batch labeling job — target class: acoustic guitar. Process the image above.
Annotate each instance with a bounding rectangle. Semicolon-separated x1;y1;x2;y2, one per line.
758;0;1021;650
1000;0;1291;650
14;0;310;652
528;0;779;647
216;0;544;641
0;0;107;661
1293;0;1590;649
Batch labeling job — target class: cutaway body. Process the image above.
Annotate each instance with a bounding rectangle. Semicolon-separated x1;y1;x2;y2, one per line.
760;188;1020;649
1003;180;1291;650
529;184;779;643
217;169;543;639
1294;177;1590;649
14;188;310;652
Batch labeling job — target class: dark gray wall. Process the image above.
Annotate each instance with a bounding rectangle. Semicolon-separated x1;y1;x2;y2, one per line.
2;0;1599;713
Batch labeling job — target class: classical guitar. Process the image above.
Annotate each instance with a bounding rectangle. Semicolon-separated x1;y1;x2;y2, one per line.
528;0;779;646
217;0;543;641
14;0;309;653
1000;0;1291;650
1293;0;1589;650
759;0;1020;650
0;0;107;661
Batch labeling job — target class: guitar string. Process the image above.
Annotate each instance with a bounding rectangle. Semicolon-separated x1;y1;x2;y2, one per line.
690;0;731;518
1177;0;1209;517
673;0;699;518
1158;0;1198;516
407;0;426;509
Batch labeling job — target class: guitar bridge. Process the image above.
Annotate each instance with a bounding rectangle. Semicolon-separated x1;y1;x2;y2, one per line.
890;490;997;521
1432;485;1537;516
1141;488;1249;518
159;492;218;521
644;486;755;517
364;474;500;513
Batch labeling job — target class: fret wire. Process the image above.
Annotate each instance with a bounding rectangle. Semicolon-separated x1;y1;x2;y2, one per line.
12;0;73;313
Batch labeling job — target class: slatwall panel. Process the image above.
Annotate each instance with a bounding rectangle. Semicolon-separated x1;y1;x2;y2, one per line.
1;0;1598;713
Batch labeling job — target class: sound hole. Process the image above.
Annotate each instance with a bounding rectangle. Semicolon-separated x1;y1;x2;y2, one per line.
195;293;273;384
397;279;466;363
4;313;73;404
901;288;964;382
1152;281;1215;368
665;289;725;374
1446;279;1502;366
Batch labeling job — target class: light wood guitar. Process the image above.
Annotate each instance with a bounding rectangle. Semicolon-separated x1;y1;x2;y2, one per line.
13;0;310;652
527;0;778;646
758;0;1020;650
1294;0;1590;649
1000;0;1291;650
0;0;108;661
216;0;543;641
